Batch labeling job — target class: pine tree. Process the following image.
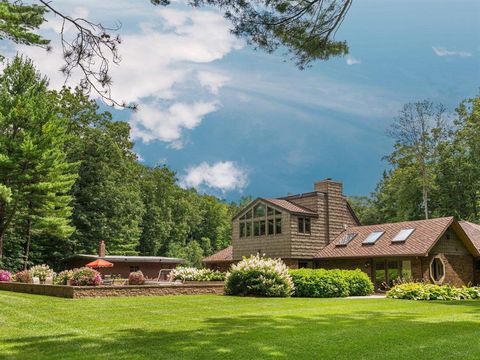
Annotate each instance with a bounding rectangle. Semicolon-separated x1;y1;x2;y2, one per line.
0;57;77;268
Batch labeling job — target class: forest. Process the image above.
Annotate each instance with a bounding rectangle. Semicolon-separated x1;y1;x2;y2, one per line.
0;57;241;271
0;56;479;272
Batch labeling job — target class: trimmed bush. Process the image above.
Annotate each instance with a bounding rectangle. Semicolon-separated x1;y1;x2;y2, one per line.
14;270;33;283
387;283;480;300
54;270;74;285
128;271;145;285
289;269;349;298
30;264;55;282
0;270;12;282
70;268;102;286
225;255;294;297
339;269;374;296
171;267;226;282
289;269;374;298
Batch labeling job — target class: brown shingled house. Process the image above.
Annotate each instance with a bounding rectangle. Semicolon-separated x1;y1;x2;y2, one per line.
203;178;480;289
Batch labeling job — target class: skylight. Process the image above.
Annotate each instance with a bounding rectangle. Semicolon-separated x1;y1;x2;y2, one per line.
336;233;357;246
363;231;385;244
392;228;415;242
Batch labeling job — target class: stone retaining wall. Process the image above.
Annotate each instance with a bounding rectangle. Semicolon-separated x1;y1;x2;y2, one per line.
0;282;224;299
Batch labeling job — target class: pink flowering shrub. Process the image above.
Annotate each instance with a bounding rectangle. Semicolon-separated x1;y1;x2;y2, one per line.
15;270;33;283
128;271;145;285
0;270;12;282
71;268;102;286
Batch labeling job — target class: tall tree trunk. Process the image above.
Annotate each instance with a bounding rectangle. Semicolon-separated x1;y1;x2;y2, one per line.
0;232;3;260
24;214;32;270
423;186;429;220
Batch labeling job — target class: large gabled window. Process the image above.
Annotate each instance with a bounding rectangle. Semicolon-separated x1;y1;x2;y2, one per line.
240;202;283;237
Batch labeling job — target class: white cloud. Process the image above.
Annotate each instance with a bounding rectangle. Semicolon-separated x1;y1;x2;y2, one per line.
197;71;230;95
346;55;361;65
7;2;243;148
432;47;472;57
130;101;218;148
180;161;248;193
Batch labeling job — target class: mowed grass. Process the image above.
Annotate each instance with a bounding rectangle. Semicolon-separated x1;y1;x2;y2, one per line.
1;292;480;360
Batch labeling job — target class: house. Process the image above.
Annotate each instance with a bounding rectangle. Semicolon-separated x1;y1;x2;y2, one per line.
63;241;185;279
203;178;480;289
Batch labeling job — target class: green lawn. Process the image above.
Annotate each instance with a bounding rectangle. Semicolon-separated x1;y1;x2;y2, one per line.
1;292;480;359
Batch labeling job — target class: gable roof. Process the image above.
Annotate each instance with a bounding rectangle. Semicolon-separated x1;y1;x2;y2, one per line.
316;217;480;259
459;221;480;251
202;246;233;263
262;198;317;216
232;197;317;220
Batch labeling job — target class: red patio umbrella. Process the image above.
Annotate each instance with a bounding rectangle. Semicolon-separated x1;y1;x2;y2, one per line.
85;259;114;268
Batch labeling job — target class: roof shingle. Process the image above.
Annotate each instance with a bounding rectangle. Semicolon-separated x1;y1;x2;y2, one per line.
316;217;455;259
459;221;480;252
261;198;317;216
202;246;233;263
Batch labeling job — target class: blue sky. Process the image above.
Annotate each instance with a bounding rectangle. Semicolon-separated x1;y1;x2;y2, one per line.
10;0;480;201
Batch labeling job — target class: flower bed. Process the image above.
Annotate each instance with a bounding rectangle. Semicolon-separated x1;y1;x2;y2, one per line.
171;267;226;282
387;283;480;300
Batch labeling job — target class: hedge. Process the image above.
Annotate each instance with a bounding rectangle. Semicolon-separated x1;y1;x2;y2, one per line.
289;269;373;298
387;283;480;300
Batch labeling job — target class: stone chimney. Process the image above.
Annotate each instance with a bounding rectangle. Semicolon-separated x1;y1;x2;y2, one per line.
314;179;348;243
98;240;106;258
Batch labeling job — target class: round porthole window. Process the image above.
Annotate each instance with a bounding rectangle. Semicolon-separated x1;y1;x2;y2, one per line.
430;256;445;284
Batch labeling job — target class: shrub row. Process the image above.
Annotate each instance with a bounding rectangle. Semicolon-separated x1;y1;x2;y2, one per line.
289;269;374;298
171;267;226;282
387;283;480;300
225;255;294;297
0;266;102;287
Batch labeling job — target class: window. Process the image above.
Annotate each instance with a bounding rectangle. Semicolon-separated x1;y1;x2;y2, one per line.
240;223;246;237
476;260;480;271
260;220;266;236
337;233;357;246
363;231;385;244
298;217;304;233
246;222;252;237
268;219;274;235
254;221;261;236
298;217;311;234
401;260;412;280
430;257;445;283
130;266;139;272
275;209;282;215
254;203;265;218
393;228;415;242
298;261;313;268
275;218;282;235
267;207;274;216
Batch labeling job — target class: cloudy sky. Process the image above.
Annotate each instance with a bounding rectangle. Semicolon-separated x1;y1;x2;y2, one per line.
8;0;480;200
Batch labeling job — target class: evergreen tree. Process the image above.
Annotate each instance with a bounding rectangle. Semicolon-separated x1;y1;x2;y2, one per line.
0;57;76;269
